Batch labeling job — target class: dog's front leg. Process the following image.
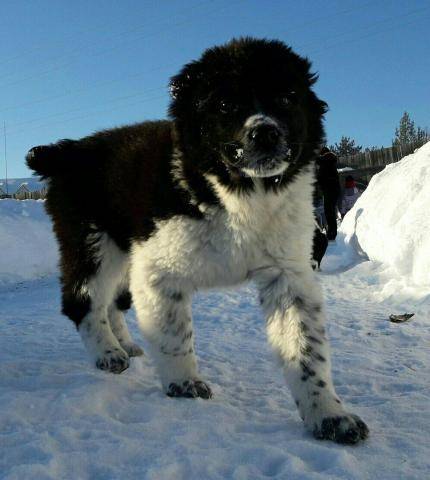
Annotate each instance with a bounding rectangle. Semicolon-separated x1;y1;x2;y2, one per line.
131;279;212;399
255;267;368;444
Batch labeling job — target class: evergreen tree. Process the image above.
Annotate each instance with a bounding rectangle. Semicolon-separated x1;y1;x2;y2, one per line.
329;136;362;157
392;112;430;146
392;112;416;146
416;126;430;143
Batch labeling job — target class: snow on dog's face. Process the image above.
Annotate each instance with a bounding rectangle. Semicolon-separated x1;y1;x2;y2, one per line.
169;38;327;186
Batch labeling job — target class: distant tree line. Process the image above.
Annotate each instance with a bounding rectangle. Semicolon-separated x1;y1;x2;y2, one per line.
328;112;429;157
329;137;362;157
392;112;429;147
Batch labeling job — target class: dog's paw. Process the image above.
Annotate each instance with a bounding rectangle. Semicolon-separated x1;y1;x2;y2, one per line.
95;348;130;374
120;342;144;357
313;414;369;444
166;380;213;399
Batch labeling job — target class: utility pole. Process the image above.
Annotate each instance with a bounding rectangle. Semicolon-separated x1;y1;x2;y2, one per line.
3;121;8;195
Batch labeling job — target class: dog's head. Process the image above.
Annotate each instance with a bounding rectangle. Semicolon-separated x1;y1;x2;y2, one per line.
169;37;327;184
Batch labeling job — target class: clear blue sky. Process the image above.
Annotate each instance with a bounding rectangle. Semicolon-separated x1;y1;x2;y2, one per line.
1;0;429;178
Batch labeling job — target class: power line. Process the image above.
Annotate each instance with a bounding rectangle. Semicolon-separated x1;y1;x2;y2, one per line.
0;62;175;115
0;1;160;67
7;86;166;131
0;0;241;90
276;0;388;36
0;0;217;70
3;122;8;195
298;4;430;52
0;0;396;116
8;93;166;139
306;11;430;55
4;2;428;140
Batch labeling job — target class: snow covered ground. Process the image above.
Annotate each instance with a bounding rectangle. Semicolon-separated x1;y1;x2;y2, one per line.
1;145;429;479
1;259;429;479
0;200;57;286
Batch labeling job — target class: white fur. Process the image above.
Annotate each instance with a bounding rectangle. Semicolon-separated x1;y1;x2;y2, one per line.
241;161;288;178
244;113;279;129
108;307;143;357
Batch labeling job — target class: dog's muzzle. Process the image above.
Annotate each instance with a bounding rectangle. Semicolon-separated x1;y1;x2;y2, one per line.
221;114;290;177
247;123;281;151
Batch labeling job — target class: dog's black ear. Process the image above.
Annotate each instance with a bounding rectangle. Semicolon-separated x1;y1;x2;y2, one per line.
307;71;319;85
169;61;203;120
169;75;183;100
319;100;328;115
169;61;204;100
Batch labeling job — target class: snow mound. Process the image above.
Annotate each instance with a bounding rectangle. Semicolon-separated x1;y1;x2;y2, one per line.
340;142;430;288
0;200;58;285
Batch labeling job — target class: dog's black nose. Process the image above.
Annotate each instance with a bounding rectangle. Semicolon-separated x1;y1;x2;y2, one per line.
249;124;281;149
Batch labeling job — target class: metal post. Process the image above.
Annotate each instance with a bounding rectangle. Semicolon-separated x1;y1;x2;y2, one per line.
3;122;8;195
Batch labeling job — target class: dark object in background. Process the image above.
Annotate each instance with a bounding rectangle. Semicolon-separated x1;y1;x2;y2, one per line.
316;147;341;240
312;224;328;270
389;313;415;323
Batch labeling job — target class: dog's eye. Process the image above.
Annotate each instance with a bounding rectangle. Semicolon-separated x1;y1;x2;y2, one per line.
196;99;206;111
276;96;290;107
276;91;296;108
219;100;238;115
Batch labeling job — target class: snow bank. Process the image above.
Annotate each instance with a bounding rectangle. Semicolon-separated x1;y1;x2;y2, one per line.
340;142;430;289
0;199;58;285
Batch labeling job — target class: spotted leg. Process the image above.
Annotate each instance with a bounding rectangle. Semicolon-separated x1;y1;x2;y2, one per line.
256;267;368;444
79;307;130;374
75;234;131;374
130;279;212;399
109;290;144;357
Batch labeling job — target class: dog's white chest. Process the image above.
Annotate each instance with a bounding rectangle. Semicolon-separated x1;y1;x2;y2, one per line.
132;170;315;291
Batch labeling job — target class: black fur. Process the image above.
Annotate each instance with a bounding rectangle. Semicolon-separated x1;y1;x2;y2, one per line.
115;290;132;311
314;415;369;444
167;380;212;399
312;226;328;270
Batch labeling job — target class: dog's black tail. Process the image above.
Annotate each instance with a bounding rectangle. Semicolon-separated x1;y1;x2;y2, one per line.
26;140;78;179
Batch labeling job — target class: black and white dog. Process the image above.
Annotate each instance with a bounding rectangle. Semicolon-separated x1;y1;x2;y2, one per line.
27;38;368;443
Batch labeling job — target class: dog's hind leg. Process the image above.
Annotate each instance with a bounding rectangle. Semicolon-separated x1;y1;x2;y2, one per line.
109;289;144;357
61;232;131;373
